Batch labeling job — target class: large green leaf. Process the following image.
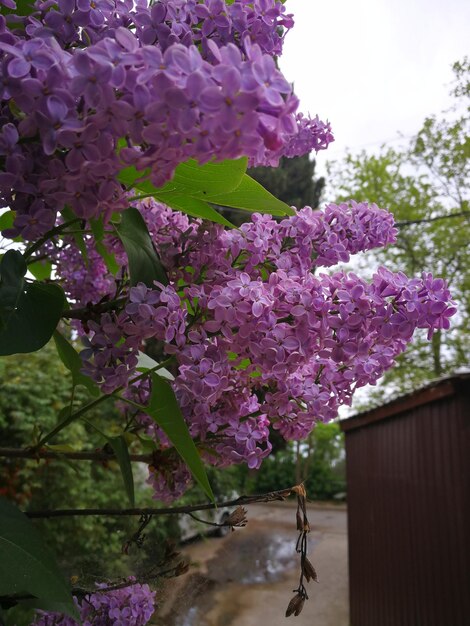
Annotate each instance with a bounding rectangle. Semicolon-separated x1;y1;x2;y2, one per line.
119;157;247;199
53;330;100;397
108;435;135;507
208;174;295;215
146;374;214;502
0;281;65;356
116;207;168;287
118;157;293;220
155;193;234;227
0;498;78;621
156;157;247;197
117;165;152;193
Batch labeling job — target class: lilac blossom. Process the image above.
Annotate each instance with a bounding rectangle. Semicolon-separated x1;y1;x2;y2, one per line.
0;0;329;239
99;200;455;500
0;1;457;505
32;580;156;626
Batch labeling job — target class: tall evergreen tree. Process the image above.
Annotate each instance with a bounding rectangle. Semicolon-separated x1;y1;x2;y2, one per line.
249;154;325;209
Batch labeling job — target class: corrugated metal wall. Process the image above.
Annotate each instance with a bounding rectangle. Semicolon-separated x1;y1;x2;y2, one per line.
343;382;469;626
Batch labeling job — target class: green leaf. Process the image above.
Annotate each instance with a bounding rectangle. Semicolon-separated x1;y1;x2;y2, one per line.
134;432;157;454
118;157;253;225
0;211;15;231
208;174;295;215
0;250;27;324
136;351;174;381
89;216;105;241
118;158;292;220
0;282;65;356
96;241;120;275
156;157;247;197
116;207;168;287
28;260;52;281
156;193;235;227
1;0;35;18
107;435;135;507
0;249;26;288
117;165;152;192
53;330;100;397
119;157;247;198
90;218;120;275
0;498;78;621
146;374;214;502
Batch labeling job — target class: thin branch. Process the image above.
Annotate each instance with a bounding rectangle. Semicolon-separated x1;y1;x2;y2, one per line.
395;209;470;227
62;297;127;320
1;564;186;605
23;487;294;519
23;218;83;260
0;447;152;463
187;511;222;528
32;358;175;449
73;565;183;597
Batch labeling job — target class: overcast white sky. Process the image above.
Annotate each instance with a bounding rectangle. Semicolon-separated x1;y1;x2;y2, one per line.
280;0;470;176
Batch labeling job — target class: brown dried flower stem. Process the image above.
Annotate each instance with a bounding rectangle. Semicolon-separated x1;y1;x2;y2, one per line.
286;484;317;618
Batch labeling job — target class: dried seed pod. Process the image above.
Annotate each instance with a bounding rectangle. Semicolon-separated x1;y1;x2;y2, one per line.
294;596;305;616
225;505;248;528
285;593;305;617
296;509;303;532
175;560;190;576
292;484;307;498
302;557;318;583
164;541;180;560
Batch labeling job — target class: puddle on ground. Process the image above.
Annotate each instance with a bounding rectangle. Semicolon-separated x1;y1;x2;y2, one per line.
158;528;317;626
207;531;296;585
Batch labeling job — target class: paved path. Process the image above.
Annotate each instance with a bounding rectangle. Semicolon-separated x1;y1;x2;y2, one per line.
155;502;349;626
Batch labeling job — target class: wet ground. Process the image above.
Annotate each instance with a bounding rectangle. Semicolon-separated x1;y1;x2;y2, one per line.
153;502;349;626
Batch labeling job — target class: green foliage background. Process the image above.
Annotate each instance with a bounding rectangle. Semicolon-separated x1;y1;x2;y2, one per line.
327;58;470;404
0;342;174;583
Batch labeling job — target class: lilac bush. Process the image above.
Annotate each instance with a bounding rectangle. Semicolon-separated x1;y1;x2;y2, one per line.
69;201;455;500
0;1;457;620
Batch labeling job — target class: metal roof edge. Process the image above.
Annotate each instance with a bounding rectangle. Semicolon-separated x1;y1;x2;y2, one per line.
340;373;470;432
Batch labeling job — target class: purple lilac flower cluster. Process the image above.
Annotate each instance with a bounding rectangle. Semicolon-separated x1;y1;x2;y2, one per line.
55;240;119;308
0;0;332;240
32;580;156;626
81;282;186;393
266;113;335;166
76;201;456;501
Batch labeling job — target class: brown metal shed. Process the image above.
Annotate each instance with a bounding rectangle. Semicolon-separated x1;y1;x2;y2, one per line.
340;374;470;626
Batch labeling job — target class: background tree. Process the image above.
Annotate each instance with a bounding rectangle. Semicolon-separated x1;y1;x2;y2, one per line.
249;154;325;209
327;58;470;402
251;423;345;501
0;342;177;584
218;155;325;226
